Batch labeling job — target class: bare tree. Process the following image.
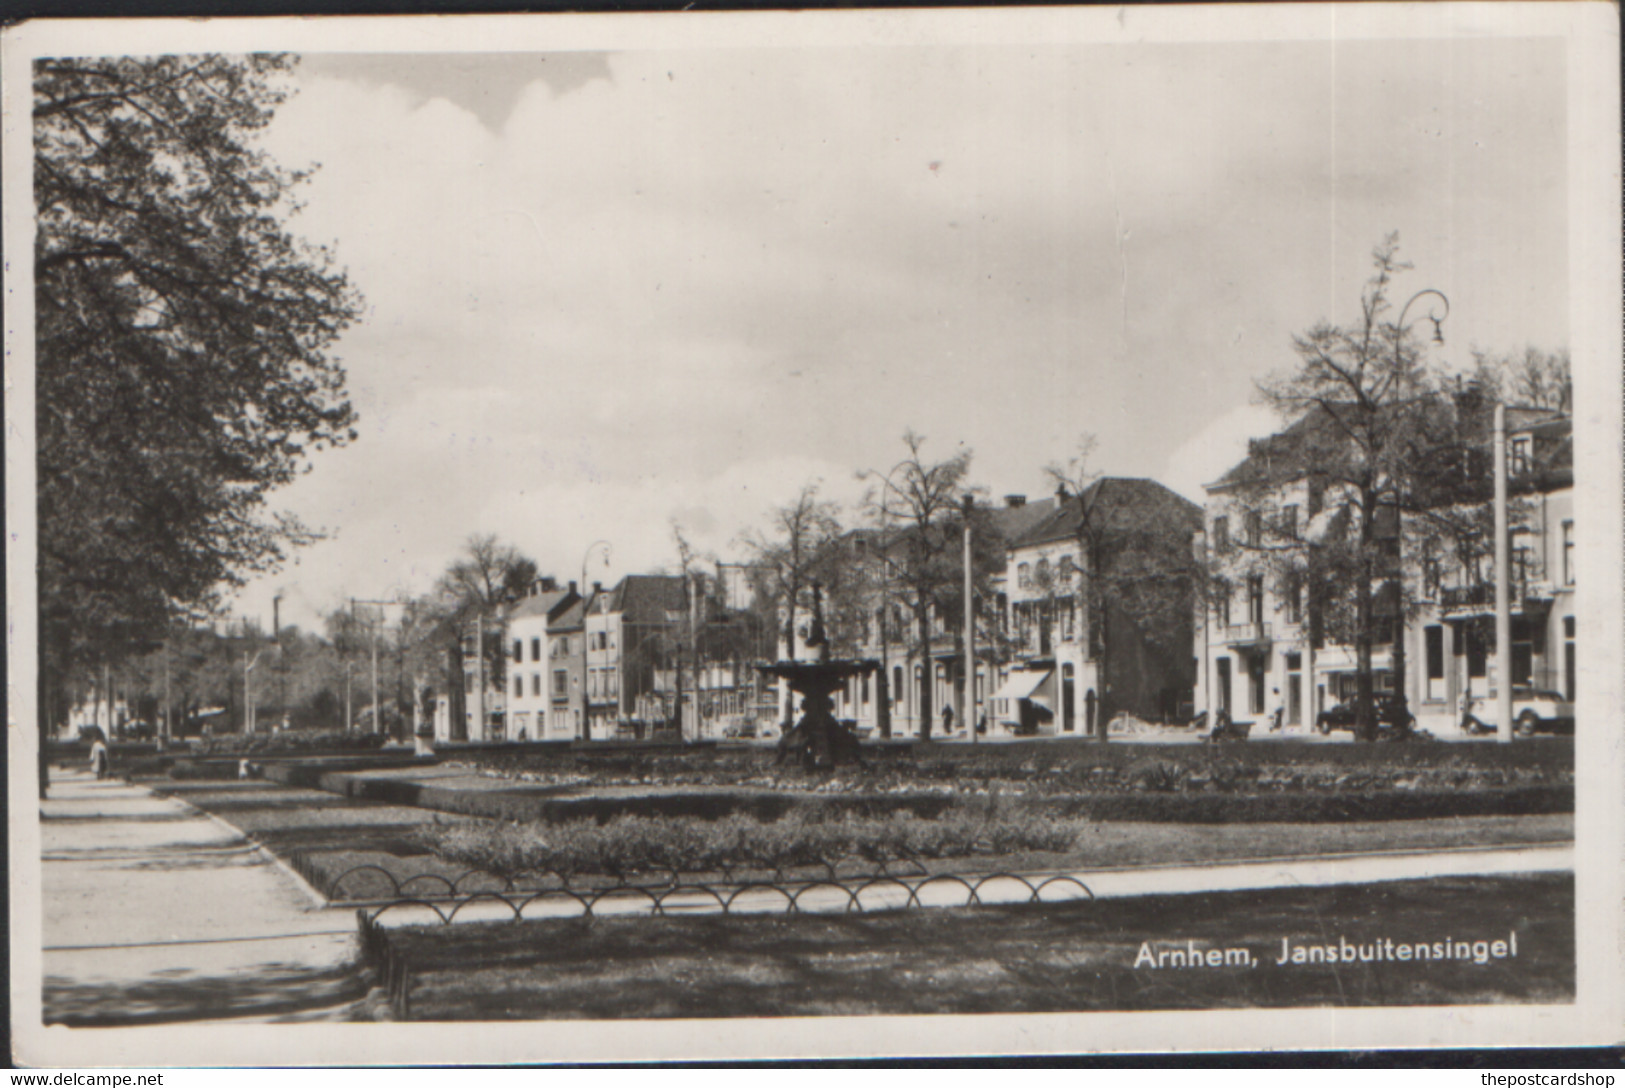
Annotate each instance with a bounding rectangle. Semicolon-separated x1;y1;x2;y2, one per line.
740;483;844;664
1229;234;1503;740
862;431;980;740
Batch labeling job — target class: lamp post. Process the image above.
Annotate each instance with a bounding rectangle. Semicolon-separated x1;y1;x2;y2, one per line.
862;460;915;739
351;598;398;736
581;541;612;741
1387;288;1449;735
962;492;977;744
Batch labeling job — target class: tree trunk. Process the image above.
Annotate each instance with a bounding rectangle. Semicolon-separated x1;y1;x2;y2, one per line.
915;606;934;740
1391;609;1411;736
1354;567;1377;742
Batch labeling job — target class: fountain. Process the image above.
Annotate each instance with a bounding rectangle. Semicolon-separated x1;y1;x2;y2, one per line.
756;583;877;770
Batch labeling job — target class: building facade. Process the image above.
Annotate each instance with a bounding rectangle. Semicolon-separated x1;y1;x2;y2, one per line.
504;581;580;741
1196;409;1574;734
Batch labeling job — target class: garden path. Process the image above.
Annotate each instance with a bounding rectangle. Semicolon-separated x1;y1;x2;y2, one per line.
38;768;366;1027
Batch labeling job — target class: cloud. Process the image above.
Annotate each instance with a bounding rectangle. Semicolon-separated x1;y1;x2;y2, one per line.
233;37;1569;631
1159;401;1281;503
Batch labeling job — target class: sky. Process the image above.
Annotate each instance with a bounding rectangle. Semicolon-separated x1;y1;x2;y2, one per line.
230;33;1569;632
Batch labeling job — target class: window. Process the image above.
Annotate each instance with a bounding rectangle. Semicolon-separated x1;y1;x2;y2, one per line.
1562;520;1574;585
514;676;523;699
1509;435;1532;476
512;639;522;663
554;670;568;697
1245;511;1262;547
1247;576;1264;625
1035;558;1050;587
1212;516;1230;553
893;665;904;706
1216;581;1232;628
1281;504;1298;540
1283;572;1302;625
532;673;542;697
1017;562;1031;589
1057;555;1076;586
1512;543;1533;598
531;637;541;661
1425;625;1445;701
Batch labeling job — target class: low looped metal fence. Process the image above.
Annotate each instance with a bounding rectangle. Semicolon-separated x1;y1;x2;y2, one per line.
351;869;1094;927
289;850;936;906
351;869;1095;1021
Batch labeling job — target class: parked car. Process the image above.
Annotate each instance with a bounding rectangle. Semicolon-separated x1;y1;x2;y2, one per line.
1316;695;1415;734
1464;688;1574;736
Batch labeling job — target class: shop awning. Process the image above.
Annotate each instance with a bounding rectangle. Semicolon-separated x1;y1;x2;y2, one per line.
991;670;1051;703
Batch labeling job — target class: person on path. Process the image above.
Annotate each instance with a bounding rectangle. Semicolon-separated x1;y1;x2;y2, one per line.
1458;688;1481;733
88;729;110;779
941;703;955;735
1267;687;1285;732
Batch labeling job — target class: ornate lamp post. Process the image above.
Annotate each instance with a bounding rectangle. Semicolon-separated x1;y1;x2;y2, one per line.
1387;288;1449;735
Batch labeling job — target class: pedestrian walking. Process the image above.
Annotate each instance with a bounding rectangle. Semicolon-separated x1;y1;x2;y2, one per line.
1267;687;1284;732
88;729;110;780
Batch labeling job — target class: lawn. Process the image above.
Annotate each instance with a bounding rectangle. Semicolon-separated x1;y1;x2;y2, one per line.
376;872;1573;1019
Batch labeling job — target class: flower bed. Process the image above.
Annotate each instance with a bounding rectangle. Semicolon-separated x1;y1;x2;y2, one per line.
416;808;1087;883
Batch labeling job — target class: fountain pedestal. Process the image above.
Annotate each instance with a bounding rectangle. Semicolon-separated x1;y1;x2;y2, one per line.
756;659;878;770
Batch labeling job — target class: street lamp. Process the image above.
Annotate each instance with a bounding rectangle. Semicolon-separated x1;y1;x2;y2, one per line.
1387;288;1449;737
581;540;612;740
861;460;914;739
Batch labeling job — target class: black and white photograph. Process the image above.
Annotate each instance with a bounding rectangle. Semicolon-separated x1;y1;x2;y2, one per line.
5;4;1621;1065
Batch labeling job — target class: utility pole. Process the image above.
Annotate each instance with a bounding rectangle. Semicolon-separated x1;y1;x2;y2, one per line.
963;493;976;743
273;592;285;731
351;599;392;736
1493;403;1513;743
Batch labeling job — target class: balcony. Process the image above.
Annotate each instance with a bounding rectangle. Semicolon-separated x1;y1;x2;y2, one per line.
1223;621;1273;647
1440;580;1549;618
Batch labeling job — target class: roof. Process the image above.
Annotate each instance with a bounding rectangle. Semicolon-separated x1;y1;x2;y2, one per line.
548;597;585;632
601;574;687;624
506;588;575;623
1012;477;1201;550
987;496;1057;543
1208;401;1568;494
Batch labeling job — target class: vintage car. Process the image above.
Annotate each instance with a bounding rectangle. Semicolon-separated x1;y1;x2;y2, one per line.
1463;688;1574;736
1316;694;1416;734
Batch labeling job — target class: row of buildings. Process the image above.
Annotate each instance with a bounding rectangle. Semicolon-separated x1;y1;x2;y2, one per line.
435;404;1575;743
1196;407;1575;733
432;475;1205;744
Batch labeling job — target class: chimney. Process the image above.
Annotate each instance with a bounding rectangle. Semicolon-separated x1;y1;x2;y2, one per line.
1004;494;1026;508
1055;483;1069;503
538;576;558;593
568;580;578;596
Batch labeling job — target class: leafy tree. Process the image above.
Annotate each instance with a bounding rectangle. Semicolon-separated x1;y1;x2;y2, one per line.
33;55;362;787
433;534;539;739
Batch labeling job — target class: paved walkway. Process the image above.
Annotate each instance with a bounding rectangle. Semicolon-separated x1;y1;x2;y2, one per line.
41;768;365;1026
